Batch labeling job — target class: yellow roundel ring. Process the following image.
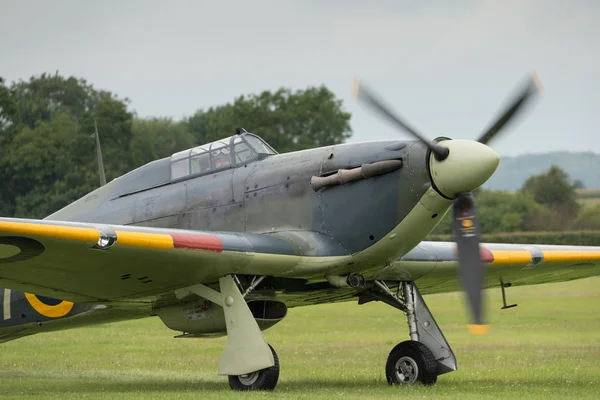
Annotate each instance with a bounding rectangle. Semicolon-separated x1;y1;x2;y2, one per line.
25;293;74;318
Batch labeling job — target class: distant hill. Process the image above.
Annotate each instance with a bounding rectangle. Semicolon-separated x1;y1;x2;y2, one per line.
483;151;600;191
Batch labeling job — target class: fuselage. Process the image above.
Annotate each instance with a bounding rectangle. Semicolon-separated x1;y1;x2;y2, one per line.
1;134;456;341
46;137;432;255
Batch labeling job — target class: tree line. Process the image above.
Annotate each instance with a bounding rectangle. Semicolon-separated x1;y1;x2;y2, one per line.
0;73;352;218
430;165;600;236
1;73;597;237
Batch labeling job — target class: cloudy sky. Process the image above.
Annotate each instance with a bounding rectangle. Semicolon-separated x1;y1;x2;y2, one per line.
1;0;598;156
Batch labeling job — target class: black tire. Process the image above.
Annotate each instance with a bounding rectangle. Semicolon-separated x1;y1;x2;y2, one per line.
228;344;280;391
385;340;438;386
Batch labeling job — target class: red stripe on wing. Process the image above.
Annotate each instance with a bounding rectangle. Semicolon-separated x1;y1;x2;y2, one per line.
171;233;223;252
479;248;494;263
453;247;495;263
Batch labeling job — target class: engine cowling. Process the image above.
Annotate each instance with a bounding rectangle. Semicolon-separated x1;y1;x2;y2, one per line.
157;299;287;337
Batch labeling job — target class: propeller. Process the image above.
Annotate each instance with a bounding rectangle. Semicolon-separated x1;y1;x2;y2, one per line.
452;192;487;333
477;73;544;145
352;73;543;333
351;80;449;161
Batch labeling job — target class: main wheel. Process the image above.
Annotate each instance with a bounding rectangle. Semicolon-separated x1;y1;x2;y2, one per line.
228;344;280;391
385;340;438;385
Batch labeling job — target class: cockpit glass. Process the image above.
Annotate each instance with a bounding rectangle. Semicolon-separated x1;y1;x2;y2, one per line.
245;135;276;155
171;158;190;179
171;148;190;161
234;141;256;163
169;133;276;181
190;151;210;174
211;146;231;169
209;140;229;151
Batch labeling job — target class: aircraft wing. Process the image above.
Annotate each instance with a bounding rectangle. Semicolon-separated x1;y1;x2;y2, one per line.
0;217;344;303
378;241;600;295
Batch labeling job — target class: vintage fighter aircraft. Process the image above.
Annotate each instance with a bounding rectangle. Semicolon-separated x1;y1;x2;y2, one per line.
1;73;599;391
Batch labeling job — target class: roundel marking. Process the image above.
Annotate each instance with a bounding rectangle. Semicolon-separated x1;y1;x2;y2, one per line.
25;293;74;318
0;236;44;264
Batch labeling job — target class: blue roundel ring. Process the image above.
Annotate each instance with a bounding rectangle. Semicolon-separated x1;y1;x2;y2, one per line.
0;236;45;264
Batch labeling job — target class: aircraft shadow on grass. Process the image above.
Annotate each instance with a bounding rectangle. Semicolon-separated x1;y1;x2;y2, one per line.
0;375;589;394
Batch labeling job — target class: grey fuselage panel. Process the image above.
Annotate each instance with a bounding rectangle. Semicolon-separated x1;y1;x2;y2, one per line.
46;139;430;255
2;137;435;340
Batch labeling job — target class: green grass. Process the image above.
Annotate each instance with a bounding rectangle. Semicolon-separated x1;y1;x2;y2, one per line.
576;188;600;199
577;188;600;207
1;277;599;399
579;197;600;207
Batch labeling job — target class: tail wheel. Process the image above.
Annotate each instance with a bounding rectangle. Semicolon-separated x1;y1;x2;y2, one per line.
385;340;438;386
228;344;280;391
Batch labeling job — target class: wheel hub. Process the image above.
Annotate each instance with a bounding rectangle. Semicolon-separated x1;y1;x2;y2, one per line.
238;371;260;386
395;356;419;384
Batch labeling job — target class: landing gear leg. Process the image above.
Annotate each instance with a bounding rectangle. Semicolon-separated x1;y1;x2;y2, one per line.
173;275;280;390
360;281;457;386
218;275;280;390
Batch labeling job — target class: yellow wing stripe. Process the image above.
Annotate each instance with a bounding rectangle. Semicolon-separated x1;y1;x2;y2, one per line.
114;230;174;249
0;221;177;250
541;250;600;263
490;249;600;265
490;250;532;265
0;221;99;242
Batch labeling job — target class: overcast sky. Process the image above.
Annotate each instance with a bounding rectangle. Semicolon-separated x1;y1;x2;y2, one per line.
1;0;598;156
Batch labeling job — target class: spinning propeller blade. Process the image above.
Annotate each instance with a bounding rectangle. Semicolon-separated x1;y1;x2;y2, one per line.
353;73;543;333
452;193;487;334
352;79;449;161
477;73;544;145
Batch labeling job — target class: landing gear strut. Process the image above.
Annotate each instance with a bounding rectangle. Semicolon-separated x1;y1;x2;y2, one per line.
359;280;457;386
174;275;280;391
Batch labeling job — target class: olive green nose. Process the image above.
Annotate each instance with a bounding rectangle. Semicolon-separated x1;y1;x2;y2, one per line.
429;140;500;198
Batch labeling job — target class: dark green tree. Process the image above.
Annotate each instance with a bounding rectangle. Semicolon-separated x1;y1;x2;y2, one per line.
79;94;135;180
186;86;352;152
431;189;551;235
5;114;91;217
9;73;108;129
0;77;18;132
0;77;19;215
571;204;600;230
519;165;580;228
131;118;195;168
1;74;353;218
0;74;134;218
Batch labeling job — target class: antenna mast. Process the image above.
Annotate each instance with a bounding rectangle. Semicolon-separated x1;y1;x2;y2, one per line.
94;118;107;186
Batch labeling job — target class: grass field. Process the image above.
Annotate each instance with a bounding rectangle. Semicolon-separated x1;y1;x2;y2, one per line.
1;277;599;400
577;188;600;207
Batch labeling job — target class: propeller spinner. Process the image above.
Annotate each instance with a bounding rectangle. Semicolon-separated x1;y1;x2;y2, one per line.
353;73;543;333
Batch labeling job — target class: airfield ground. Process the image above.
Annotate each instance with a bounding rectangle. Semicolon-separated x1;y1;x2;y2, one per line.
0;277;598;399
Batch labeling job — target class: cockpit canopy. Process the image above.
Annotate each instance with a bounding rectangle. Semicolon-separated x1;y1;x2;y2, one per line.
170;133;277;181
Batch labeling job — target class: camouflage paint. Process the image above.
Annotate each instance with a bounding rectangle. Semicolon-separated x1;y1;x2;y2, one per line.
1;134;436;338
4;132;596;343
